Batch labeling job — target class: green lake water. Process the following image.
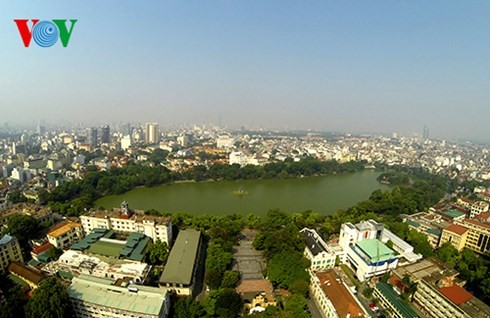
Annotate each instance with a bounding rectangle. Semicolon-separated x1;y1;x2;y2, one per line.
96;170;389;216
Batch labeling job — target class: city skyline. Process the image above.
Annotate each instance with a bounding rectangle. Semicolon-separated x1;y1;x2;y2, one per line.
1;1;490;141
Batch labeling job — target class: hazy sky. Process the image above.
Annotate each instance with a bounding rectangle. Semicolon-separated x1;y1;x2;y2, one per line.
1;1;489;140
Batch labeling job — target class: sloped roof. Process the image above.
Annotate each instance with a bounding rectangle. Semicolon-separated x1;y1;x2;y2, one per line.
159;229;201;285
444;224;468;236
439;285;473;305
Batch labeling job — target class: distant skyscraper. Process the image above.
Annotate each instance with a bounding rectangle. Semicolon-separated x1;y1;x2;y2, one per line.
145;123;160;144
121;123;131;136
87;127;98;148
423;125;429;140
100;125;111;143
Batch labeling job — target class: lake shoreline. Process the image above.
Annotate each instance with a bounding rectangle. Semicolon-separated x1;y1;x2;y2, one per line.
97;170;388;217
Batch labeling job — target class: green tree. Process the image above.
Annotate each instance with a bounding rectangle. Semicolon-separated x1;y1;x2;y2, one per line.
267;251;310;290
363;287;374;298
203;288;243;318
284;294;310;318
25;277;73;318
435;242;459;268
221;270;240;289
146;240;169;265
205;243;233;289
289;279;309;297
5;214;39;257
406;230;433;258
172;296;206;318
46;247;63;261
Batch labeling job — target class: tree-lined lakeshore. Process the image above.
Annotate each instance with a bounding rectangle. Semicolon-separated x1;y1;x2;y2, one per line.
44;158;368;216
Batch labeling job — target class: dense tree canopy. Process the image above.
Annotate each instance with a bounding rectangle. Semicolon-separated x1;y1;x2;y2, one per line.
46;159;366;216
4;214;40;257
25;277;73;318
202;288;243;318
146;240;169;265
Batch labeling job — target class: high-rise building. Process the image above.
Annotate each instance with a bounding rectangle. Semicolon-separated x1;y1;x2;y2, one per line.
87;127;98;148
120;122;131;136
423;125;429;140
145;123;160;144
100;125;111;144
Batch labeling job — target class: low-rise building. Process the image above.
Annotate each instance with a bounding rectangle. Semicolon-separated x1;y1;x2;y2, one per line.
30;242;53;263
438;223;469;251
46;249;151;284
0;203;53;228
470;201;489;219
236;279;276;313
374;281;418;318
159;229;202;296
455;212;490;254
414;277;490;318
300;228;336;271
338;220;420;281
0;234;23;274
68;274;170;318
8;261;45;289
80;201;172;244
347;239;399;282
310;270;368;318
71;229;151;263
46;221;83;250
403;212;446;245
396;258;490;318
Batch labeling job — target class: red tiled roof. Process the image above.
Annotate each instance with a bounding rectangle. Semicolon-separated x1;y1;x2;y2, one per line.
32;242;53;255
316;271;365;318
236;279;275;303
464;216;490;230
439;285;473;305
389;276;407;293
474;212;490;222
444;223;468;236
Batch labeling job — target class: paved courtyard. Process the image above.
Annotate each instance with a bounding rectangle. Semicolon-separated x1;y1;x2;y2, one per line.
232;230;266;280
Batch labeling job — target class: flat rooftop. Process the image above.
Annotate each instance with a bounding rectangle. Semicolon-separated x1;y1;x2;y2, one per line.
67;274;167;316
160;229;201;285
355;239;395;263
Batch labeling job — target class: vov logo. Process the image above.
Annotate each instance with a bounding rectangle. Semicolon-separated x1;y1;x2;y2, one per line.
14;19;78;47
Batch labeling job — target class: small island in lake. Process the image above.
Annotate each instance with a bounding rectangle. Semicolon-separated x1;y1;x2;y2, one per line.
233;187;249;197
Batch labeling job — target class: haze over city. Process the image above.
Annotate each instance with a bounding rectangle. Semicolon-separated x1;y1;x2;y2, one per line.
1;1;489;142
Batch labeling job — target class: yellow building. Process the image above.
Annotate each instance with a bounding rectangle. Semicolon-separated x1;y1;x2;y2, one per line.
455;212;490;254
47;221;83;250
439;224;469;251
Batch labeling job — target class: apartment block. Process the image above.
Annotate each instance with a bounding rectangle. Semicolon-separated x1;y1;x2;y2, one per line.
68;274;169;318
47;221;83;250
80;202;172;244
310;270;368;318
455;212;490;254
0;234;24;274
374;281;418;318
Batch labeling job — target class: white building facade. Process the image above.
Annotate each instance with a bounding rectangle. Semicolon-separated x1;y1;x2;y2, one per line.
300;228;336;271
80;203;172;244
